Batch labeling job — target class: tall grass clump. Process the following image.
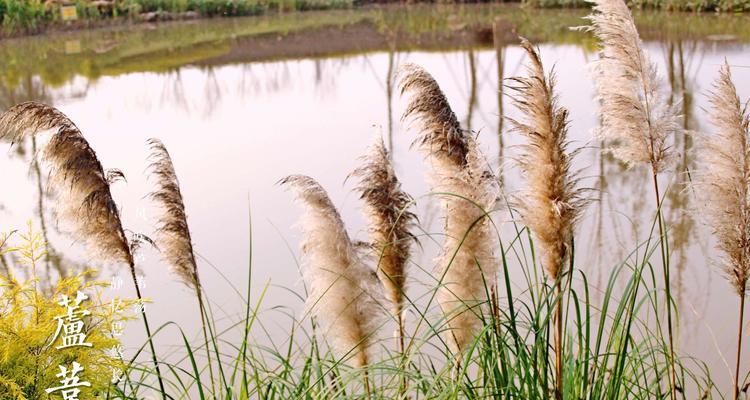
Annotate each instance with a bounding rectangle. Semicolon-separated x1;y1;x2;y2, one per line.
0;102;167;399
398;63;498;361
349;134;416;357
580;0;681;395
507;38;589;400
691;62;750;400
280;174;384;394
0;0;49;35
146;138;222;396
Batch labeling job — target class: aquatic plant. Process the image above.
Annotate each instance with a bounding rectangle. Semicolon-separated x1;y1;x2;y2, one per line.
398;63;498;359
349;134;416;357
0;102;167;398
580;0;681;395
506;38;589;400
691;63;750;400
146;137;222;396
280;174;384;394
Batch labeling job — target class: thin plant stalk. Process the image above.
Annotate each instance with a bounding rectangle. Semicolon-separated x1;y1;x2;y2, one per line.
650;168;677;400
555;277;563;400
735;293;746;400
127;261;168;399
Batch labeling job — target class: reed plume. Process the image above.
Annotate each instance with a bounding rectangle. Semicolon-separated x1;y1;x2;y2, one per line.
581;0;680;395
0;102;167;399
691;63;750;400
581;0;679;173
507;38;588;400
398;63;498;357
349;133;416;356
146;138;219;395
281;175;383;392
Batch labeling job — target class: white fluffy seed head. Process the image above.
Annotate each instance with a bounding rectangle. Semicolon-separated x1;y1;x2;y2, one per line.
350;134;417;323
581;0;679;173
398;64;499;355
281;175;384;367
507;38;589;281
691;63;750;296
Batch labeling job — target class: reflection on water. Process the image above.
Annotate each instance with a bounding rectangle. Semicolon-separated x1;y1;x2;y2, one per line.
2;3;750;394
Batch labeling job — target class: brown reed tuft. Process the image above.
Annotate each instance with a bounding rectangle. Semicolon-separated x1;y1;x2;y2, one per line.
281;175;384;372
349;133;416;355
507;38;589;400
507;38;587;283
398;63;498;357
146;138;219;393
691;63;750;400
0;102;132;266
147;139;200;289
398;63;469;169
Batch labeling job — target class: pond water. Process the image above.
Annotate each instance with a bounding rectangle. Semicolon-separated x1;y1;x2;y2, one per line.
1;4;750;395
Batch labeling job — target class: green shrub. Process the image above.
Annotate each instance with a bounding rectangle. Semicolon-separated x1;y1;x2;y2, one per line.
0;0;50;34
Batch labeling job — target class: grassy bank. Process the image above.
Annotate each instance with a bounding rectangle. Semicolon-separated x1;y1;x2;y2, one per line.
524;0;749;11
0;0;354;37
1;0;749;38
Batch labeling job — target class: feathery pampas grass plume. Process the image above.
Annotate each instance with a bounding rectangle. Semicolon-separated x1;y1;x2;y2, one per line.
0;102;132;266
507;38;589;399
507;39;587;283
281;175;384;369
147;139;200;289
580;0;679;173
0;102;167;399
349;133;416;352
398;63;498;356
146;138;219;392
691;63;750;400
693;64;750;296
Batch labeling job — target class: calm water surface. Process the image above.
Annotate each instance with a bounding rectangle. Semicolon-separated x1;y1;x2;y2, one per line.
1;4;750;394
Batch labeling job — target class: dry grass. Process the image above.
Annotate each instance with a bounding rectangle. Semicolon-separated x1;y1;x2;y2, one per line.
280;174;384;369
398;63;499;357
349;134;416;354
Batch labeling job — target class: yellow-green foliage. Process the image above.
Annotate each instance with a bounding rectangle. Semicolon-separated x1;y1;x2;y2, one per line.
0;223;134;400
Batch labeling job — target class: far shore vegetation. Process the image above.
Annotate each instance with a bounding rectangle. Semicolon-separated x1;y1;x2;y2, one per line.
0;0;749;38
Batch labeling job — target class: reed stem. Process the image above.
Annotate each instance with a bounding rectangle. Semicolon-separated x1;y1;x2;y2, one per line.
396;308;408;398
363;368;372;399
734;292;746;400
129;263;167;400
554;277;563;400
651;170;677;400
196;287;217;397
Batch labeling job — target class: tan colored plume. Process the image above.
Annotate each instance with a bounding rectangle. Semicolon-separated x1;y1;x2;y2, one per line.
580;0;679;173
0;102;132;266
398;63;498;356
146;138;200;290
507;38;588;280
349;133;416;344
692;63;750;296
281;175;384;368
